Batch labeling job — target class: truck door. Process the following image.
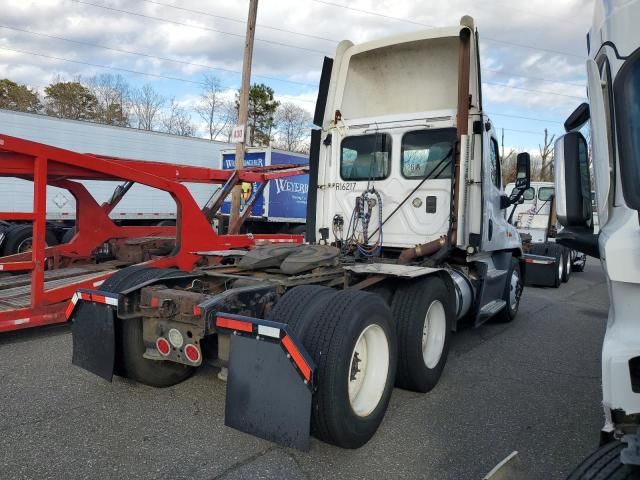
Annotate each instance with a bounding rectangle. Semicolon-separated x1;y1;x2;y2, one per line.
482;134;507;250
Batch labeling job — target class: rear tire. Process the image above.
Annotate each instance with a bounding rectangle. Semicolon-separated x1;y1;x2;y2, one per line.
567;441;640;480
101;266;195;388
562;247;571;283
3;224;59;255
271;287;397;448
391;276;453;393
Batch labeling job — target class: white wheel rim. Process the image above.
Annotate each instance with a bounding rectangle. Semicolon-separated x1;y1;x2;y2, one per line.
565;253;571;273
422;300;447;369
558;255;564;278
509;270;520;310
348;324;390;418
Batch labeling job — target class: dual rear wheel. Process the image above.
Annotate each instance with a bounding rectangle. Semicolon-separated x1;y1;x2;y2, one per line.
269;275;454;448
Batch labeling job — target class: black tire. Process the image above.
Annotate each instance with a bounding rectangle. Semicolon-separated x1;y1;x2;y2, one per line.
271;287;397;448
548;244;563;288
495;257;523;323
567;441;640;480
61;228;76;244
156;219;176;227
3;224;59;255
391;276;453;393
562;247;571;283
101;266;195;388
268;285;338;337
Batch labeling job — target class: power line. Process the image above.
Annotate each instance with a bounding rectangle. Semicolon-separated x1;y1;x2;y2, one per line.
483;80;585;99
70;0;330;55
0;46;208;86
503;127;561;136
483;68;585;88
0;45;318;104
488;112;563;124
307;0;585;59
0;24;317;88
136;0;337;44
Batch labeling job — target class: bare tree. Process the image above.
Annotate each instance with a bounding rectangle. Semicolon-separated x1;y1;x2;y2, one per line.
273;102;312;152
87;73;130;126
130;83;165;130
538;128;555;181
195;74;227;140
162;98;196;136
501;149;517;185
218;99;238;142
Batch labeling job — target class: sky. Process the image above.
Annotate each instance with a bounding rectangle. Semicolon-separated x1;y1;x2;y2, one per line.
0;0;595;151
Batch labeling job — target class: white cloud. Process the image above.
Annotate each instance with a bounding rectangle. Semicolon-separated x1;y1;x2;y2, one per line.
0;0;596;147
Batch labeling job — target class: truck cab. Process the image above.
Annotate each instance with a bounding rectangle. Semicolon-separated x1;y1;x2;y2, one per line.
555;0;640;476
310;18;523;256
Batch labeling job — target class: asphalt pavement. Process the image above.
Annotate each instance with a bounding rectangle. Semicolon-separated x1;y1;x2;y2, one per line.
0;261;608;480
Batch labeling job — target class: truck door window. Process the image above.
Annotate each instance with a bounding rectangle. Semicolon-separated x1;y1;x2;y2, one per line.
538;186;554;201
523;187;535;201
489;138;501;188
401;128;456;179
340;133;392;181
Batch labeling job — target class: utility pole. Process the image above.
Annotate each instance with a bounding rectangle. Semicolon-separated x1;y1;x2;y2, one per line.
229;0;258;230
501;128;504;159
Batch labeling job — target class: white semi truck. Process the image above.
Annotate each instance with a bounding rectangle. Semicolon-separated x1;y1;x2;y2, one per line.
69;17;533;451
506;181;587;287
554;0;640;477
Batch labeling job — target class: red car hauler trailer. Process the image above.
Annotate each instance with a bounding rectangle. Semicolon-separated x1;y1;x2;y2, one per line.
0;134;305;332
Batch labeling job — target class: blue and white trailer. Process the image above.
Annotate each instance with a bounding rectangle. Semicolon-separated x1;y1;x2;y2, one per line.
220;147;309;234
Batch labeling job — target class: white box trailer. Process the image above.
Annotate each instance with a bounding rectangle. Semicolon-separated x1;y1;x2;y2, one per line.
0;109;227;220
0;109;228;254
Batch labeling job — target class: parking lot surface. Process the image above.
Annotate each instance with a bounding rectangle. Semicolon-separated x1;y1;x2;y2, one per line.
0;262;608;479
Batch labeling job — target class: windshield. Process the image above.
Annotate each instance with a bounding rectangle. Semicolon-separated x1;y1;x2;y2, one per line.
401;128;456;179
340;133;392;181
538;186;554;201
614;47;640;209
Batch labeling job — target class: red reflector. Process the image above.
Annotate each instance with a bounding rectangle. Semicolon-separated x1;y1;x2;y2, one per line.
193;305;202;316
156;337;171;356
150;297;159;308
216;317;253;333
184;344;201;363
282;335;311;382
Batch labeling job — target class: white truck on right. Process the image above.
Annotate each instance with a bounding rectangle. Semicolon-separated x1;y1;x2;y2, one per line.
554;0;640;477
506;181;587;287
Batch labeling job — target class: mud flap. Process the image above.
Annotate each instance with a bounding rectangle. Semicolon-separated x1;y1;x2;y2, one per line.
69;289;120;381
522;254;558;287
217;314;315;451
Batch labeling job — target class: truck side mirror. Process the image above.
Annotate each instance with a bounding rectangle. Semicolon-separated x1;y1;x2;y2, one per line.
505;152;531;208
515;152;531;190
553;131;599;258
554;132;592;228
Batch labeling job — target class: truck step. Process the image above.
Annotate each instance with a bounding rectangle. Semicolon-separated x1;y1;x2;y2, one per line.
485;269;507;280
478;299;507;318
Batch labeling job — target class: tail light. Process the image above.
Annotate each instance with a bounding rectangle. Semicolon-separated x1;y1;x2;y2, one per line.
184;344;201;364
156;337;171;356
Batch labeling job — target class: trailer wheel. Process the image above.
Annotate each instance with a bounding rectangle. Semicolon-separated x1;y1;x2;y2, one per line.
549;244;563;288
272;287;397;448
101;266;195;388
3;224;59;255
567;441;640;479
561;247;571;283
573;252;587;272
391;276;453;393
495;257;523;323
